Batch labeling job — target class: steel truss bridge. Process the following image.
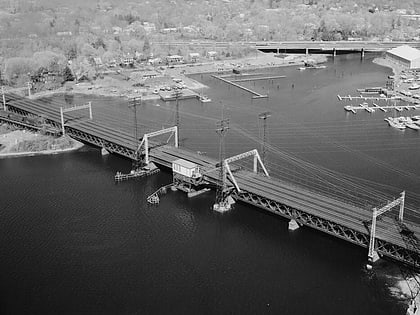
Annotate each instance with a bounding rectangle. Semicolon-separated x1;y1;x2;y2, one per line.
3;93;420;270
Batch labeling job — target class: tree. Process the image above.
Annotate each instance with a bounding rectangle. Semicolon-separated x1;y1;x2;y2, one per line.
143;37;150;53
126;39;144;55
62;66;74;82
81;43;96;58
32;51;67;73
4;57;37;85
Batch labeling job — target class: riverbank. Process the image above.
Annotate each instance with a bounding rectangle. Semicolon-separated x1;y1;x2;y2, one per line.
373;57;420;99
0;126;83;158
29;53;327;100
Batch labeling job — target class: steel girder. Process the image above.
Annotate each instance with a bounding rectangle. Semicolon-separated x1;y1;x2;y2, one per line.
65;127;136;159
7;105;138;160
233;189;420;270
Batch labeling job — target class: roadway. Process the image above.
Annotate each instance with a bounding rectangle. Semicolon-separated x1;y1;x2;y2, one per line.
150;40;420;53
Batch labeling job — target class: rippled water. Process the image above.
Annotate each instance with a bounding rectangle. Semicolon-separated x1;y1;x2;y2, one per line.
1;54;416;314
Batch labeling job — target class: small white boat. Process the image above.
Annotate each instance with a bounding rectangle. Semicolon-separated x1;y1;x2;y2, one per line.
405;122;420;130
199;95;211;103
385;117;406;130
408;83;420;90
298;67;306;71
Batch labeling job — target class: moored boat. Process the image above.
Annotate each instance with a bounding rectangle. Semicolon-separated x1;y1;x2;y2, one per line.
199;95;211;103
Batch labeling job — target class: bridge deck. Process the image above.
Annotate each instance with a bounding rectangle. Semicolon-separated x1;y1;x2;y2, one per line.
4;93;420;267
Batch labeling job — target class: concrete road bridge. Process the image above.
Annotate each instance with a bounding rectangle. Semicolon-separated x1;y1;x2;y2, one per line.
151;40;420;56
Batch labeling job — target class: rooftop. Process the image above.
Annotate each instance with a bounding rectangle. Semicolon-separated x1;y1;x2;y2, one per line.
387;45;420;61
172;159;198;169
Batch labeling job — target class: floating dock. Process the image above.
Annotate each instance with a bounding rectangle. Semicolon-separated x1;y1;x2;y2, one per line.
337;95;396;101
231;75;286;83
343;103;420;114
373;103;387;112
159;89;198;101
212;75;268;99
146;183;174;204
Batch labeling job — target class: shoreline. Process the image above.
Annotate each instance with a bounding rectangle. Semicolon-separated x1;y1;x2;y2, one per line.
0;129;84;159
0;141;84;158
28;53;328;100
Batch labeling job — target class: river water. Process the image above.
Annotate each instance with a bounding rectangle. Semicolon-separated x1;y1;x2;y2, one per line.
1;55;418;314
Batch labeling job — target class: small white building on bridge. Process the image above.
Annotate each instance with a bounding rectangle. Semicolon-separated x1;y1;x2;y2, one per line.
386;45;420;69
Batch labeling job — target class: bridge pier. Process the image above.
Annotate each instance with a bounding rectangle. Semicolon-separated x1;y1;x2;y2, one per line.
366;251;380;270
101;147;110;155
305;48;308;56
288;219;300;231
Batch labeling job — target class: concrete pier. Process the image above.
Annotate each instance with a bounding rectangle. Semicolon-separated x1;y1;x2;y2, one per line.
366;251;380;269
101;147;109;155
212;75;268;99
288;219;300;231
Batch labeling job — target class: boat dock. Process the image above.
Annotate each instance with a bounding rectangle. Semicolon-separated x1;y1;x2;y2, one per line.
212;75;268;99
344;103;420;113
147;183;174;204
337;95;394;101
231;75;286;83
159;89;199;102
373;103;387;112
356;87;385;94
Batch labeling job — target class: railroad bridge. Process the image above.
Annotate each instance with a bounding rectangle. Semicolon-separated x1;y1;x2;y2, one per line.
2;92;420;270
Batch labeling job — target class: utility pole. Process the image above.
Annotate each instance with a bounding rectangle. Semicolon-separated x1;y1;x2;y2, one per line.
213;118;230;212
2;86;6;111
172;89;182;144
258;111;271;166
129;96;142;169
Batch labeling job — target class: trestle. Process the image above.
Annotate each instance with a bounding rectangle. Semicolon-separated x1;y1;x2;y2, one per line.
232;189;420;269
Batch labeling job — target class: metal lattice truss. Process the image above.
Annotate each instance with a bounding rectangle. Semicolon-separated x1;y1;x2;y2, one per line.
233;189;420;269
65;126;136;158
137;126;178;164
225;149;269;192
7;105;139;159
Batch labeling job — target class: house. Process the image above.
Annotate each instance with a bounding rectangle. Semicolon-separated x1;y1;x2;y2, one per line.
166;55;184;64
207;51;217;60
93;57;103;66
56;31;72;37
386;45;420;69
142;70;159;79
143;22;156;34
189;53;200;62
148;57;163;66
160;27;178;34
122;54;135;67
112;26;122;35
